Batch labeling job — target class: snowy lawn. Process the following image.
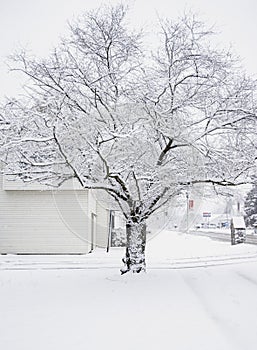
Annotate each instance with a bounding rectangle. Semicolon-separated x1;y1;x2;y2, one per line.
1;231;257;350
146;230;257;260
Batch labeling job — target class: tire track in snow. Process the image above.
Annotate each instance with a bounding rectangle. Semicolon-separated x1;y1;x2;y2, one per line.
235;271;257;287
179;270;239;350
1;252;257;271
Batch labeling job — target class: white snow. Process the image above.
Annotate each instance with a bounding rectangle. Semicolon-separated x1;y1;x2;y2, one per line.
231;216;246;229
1;231;257;350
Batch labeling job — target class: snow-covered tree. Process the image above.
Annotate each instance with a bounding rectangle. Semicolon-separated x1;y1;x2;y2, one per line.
1;4;257;273
244;184;257;227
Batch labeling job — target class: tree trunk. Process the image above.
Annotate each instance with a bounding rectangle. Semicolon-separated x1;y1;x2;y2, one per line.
121;220;147;274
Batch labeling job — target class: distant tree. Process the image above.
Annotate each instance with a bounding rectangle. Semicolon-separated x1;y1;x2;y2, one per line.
244;185;257;227
0;4;257;273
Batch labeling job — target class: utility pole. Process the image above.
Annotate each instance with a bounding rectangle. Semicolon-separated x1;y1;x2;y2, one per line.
186;191;189;233
106;210;114;253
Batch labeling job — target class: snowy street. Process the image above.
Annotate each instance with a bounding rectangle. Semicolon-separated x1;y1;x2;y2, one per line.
1;231;257;350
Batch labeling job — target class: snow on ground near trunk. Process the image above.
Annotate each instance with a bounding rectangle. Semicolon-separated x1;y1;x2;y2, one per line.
1;230;257;270
1;231;257;350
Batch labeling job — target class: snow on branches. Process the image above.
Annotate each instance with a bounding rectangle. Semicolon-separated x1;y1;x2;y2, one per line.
1;4;257;272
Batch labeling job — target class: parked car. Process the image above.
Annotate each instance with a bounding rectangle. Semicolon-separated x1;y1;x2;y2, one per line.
209;223;217;229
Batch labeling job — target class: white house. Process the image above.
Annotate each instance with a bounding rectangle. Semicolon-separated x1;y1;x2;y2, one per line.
0;175;111;254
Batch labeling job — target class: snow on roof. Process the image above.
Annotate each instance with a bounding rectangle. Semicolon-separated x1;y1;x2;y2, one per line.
231;216;246;229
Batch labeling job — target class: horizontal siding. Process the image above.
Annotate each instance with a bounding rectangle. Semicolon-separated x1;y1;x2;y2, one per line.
0;189;90;254
96;200;109;249
3;177;83;191
88;190;97;215
87;190;110;249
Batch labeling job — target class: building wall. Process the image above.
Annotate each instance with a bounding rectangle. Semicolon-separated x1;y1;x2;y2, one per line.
96;200;109;249
0;176;111;254
95;190;112;249
0;189;91;254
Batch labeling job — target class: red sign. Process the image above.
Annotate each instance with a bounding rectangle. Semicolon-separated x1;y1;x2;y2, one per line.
189;200;194;209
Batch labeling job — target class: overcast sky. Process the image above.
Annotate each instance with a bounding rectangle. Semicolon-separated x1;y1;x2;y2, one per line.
1;0;257;99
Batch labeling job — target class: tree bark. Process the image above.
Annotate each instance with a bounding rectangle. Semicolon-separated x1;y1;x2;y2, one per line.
121;220;147;274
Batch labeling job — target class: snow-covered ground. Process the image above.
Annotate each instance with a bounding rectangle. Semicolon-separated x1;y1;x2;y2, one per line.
1;231;257;350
